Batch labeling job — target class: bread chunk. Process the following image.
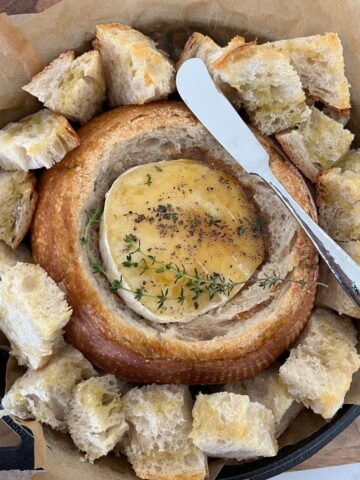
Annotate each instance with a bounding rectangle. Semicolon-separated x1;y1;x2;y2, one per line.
94;24;175;107
0;109;79;171
276;107;353;182
212;43;310;135
177;32;222;70
317;166;360;241
0;171;37;249
280;308;360;419
177;32;244;107
122;384;207;480
225;364;302;437
1;344;97;431
0;263;72;369
272;33;350;114
23;51;106;124
317;241;360;319
190;392;277;460
0;240;32;277
67;375;128;463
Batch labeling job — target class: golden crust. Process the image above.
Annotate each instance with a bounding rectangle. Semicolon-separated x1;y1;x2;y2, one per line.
176;32;220;70
212;40;258;71
32;102;318;384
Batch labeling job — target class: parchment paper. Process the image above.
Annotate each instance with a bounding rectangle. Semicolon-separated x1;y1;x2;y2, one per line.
0;13;44;126
2;0;360;141
1;0;360;478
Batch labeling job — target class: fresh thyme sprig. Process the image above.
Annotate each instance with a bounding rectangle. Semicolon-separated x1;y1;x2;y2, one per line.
145;173;152;186
80;207;103;245
122;234;327;303
81;209;327;311
90;255;174;307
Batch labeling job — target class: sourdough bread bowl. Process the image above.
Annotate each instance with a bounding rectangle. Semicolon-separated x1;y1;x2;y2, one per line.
32;101;318;384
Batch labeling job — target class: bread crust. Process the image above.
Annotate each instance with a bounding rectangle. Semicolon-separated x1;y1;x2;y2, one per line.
32;102;318;384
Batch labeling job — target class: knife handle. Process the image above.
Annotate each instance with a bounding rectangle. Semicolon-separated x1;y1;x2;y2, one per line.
262;169;360;309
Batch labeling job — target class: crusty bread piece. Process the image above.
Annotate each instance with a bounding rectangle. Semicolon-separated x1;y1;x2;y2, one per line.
0;263;72;369
190;392;277;459
225;363;302;437
0;240;32;277
122;384;207;480
317;242;360;319
212;43;310;135
0;109;79;171
32;102;318;384
94;24;175;107
0;170;37;249
177;32;222;72
279;308;360;419
177;32;247;76
67;374;128;463
317;166;360;241
276;107;353;182
1;344;97;431
272;33;350;114
177;32;245;108
23;51;106;124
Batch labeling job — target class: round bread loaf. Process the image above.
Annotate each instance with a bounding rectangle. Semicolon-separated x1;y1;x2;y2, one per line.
32;101;318;384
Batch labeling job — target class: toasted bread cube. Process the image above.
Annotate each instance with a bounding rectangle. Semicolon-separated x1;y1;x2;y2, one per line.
225;364;302;437
23;51;106;124
67;375;128;462
122;384;207;480
276;107;353;182
212;43;310;135
280;308;360;419
0;263;72;369
94;24;175;107
177;32;222;69
190;392;277;460
177;32;245;108
0;171;37;249
273;33;350;114
317;241;360;319
2;344;97;431
0;109;79;171
317;166;360;241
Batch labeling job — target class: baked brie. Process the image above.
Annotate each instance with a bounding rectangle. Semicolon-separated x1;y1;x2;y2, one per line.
100;159;265;322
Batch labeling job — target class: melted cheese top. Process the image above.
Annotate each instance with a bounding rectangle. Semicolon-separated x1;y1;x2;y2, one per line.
100;159;265;323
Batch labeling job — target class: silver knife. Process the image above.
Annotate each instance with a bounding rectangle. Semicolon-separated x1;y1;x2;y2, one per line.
176;58;360;309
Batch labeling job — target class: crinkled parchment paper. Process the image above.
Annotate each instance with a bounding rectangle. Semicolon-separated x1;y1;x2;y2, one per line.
1;0;360;478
